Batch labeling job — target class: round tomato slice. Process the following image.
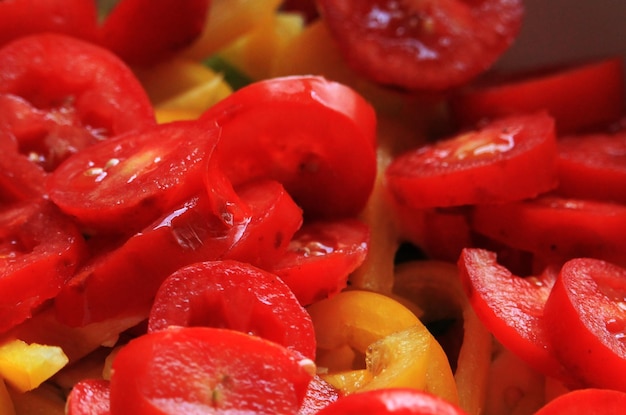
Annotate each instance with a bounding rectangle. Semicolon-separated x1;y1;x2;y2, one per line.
109;327;314;415
556;131;626;205
147;260;317;360
0;128;47;202
450;57;625;134
270;218;370;306
315;388;468;415
544;258;626;391
66;379;110;415
316;0;523;90
457;248;566;381
534;388;626;415
0;199;87;334
386;112;558;208
200;75;377;219
47;120;220;235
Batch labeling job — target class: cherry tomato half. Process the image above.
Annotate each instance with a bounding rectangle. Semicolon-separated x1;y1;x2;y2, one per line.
66;379;110;415
534;388;626;415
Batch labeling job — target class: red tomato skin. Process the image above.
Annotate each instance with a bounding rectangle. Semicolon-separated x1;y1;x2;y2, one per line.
457;248;566;381
147;260;317;360
0;127;47;202
534;388;626;415
99;0;210;65
66;379;111;415
316;0;523;90
450;57;625;134
386;112;558;208
270;218;370;306
315;388;469;415
544;258;626;391
556;132;626;205
200;75;377;219
109;327;313;415
298;375;341;415
0;199;87;333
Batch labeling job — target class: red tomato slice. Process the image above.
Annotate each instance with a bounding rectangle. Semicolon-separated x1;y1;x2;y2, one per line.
0;0;98;47
200;75;377;219
99;0;210;65
109;327;314;415
315;388;468;415
66;379;111;415
147;260;317;360
47;120;220;236
471;195;626;268
386;112;558;208
534;388;626;415
457;248;566;381
298;375;341;415
55;180;302;326
0;128;47;202
0;199;87;333
270;218;370;306
316;0;523;90
556;131;626;204
544;258;626;391
450;57;625;134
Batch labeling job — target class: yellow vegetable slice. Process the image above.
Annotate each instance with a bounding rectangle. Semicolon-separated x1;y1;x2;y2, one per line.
0;340;68;392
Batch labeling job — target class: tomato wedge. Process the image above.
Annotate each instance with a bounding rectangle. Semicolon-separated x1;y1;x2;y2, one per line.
66;379;110;415
386;112;558;208
544;258;626;391
147;260;317;360
0;199;87;333
270;218;370;306
200;75;377;219
316;0;524;90
109;327;314;415
534;388;626;415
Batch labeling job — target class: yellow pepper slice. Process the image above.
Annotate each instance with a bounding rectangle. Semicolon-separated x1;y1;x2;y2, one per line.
0;340;68;392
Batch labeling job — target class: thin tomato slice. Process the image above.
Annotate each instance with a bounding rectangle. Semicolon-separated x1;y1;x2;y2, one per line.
147;260;317;360
200;75;377;219
457;248;566;381
109;327;314;415
386;112;558;208
316;0;523;90
270;218;370;306
556;131;626;204
66;379;110;415
298;375;341;415
534;388;626;415
544;258;626;391
0;200;87;333
450;57;625;134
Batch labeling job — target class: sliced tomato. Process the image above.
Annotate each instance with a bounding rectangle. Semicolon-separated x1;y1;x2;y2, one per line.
66;379;110;415
556;131;626;204
0;199;87;334
54;180;302;326
457;248;566;381
298;375;341;415
315;388;468;415
200;75;377;219
99;0;210;65
109;327;314;415
471;195;626;268
147;260;316;360
0;128;47;202
47;120;219;236
270;218;370;306
316;0;523;90
534;388;626;415
0;0;98;47
544;258;626;391
450;57;625;134
386;112;558;208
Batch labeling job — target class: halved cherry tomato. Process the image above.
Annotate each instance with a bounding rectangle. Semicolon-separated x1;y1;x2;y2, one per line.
316;0;524;90
298;375;341;415
47;120;219;236
315;388;468;415
457;248;566;382
534;388;626;415
386;112;558;208
99;0;210;65
66;379;110;415
109;327;314;415
450;57;625;134
147;260;316;360
556;131;626;204
200;75;377;219
0;199;87;334
544;258;626;391
270;218;370;306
